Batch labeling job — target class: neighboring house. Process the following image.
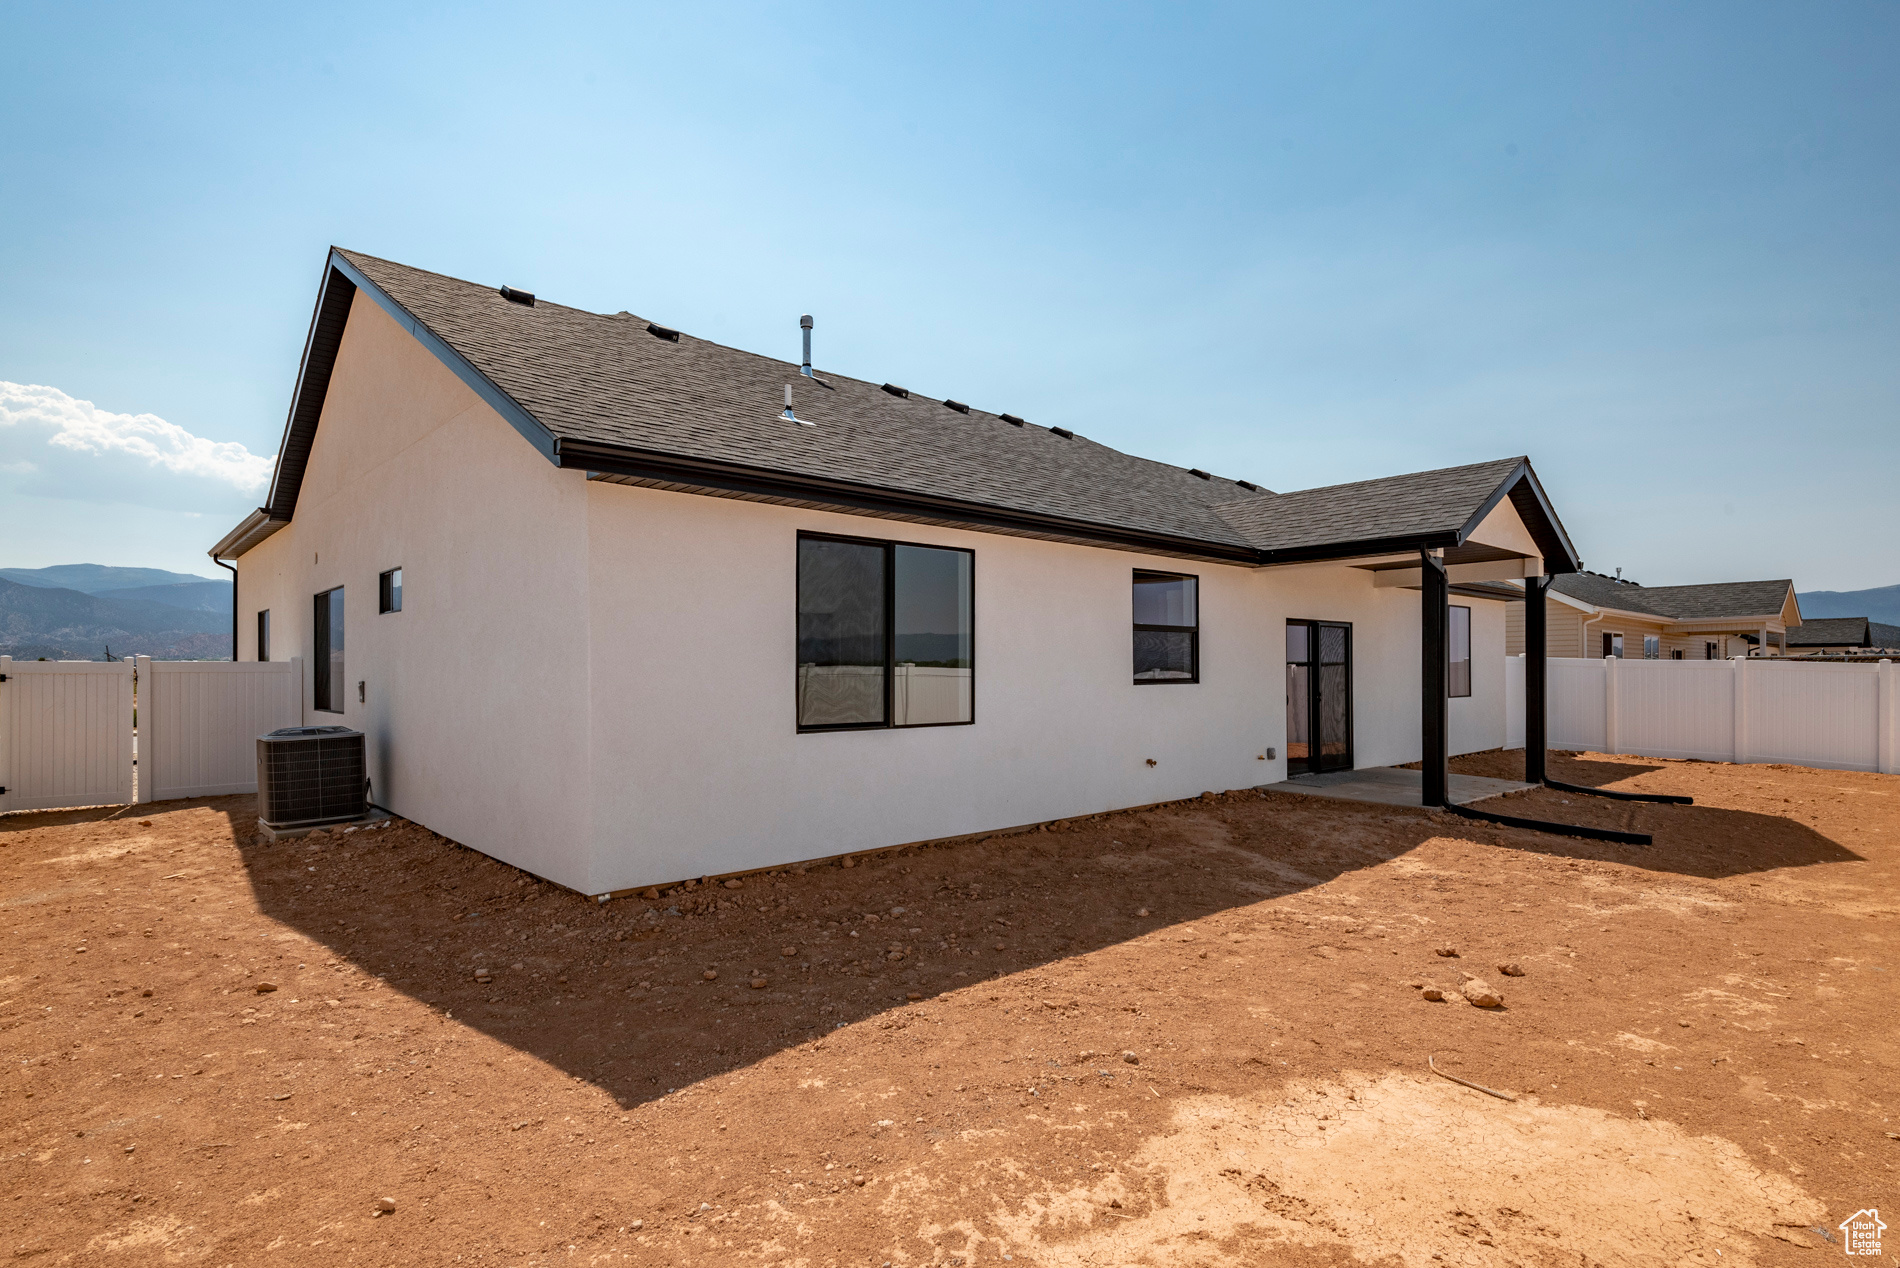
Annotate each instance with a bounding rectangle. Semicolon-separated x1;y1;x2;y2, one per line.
1784;616;1900;655
1505;571;1801;660
212;248;1582;896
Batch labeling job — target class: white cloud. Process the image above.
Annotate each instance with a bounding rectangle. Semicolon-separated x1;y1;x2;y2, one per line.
0;381;273;493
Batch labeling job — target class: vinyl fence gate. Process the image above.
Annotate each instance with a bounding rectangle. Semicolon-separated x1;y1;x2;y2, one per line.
0;656;302;814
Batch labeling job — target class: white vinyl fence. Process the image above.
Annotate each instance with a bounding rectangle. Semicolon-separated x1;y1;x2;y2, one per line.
0;656;302;813
136;657;303;803
0;657;135;812
1512;655;1898;775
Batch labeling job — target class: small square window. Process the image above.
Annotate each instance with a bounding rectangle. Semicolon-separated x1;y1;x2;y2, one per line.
1133;571;1198;683
379;567;403;614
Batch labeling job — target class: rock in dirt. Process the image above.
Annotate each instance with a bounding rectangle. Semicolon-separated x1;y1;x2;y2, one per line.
1461;978;1503;1007
138;819;152;827
724;879;743;889
629;1220;643;1231
907;992;922;1001
702;970;718;981
374;1197;397;1214
1122;1051;1140;1065
641;889;659;900
254;982;277;993
1422;987;1446;1001
781;946;798;957
750;977;767;989
1136;907;1150;917
1434;946;1459;958
1498;962;1525;977
842;858;855;869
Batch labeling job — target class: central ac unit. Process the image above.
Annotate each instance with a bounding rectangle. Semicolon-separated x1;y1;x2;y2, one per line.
257;726;367;830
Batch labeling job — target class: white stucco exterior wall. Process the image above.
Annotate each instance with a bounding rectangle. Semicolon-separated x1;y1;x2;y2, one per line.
578;484;1516;894
236;294;598;886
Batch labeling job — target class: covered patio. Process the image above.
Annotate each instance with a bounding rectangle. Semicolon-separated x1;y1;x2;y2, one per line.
1271;765;1534;808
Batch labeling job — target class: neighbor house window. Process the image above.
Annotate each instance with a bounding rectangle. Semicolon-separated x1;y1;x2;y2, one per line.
796;533;973;731
1133;571;1198;683
256;610;270;662
1671;649;1684;659
1705;642;1719;659
1644;635;1661;659
1602;632;1624;659
379;567;403;614
1448;605;1471;697
313;587;345;713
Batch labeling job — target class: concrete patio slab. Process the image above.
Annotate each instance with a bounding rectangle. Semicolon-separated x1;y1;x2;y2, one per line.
1264;765;1535;808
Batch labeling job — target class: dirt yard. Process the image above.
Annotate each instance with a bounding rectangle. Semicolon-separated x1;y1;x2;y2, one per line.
3;751;1895;1266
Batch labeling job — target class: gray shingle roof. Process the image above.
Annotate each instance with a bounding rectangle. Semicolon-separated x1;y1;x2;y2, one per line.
1212;458;1527;553
230;247;1580;570
1552;572;1794;621
1786;617;1867;646
339;249;1274;551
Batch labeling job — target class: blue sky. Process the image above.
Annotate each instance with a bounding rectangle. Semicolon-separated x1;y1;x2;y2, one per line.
3;2;1894;590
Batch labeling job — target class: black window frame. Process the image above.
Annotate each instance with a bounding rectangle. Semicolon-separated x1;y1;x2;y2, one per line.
1132;569;1200;685
379;567;403;614
313;586;345;714
1448;604;1471;698
256;609;270;662
795;530;975;734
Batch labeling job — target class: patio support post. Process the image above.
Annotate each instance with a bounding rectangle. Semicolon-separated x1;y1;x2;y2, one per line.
1524;572;1550;784
1420;546;1450;807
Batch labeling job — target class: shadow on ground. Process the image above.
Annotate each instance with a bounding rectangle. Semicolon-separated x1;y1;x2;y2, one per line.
9;755;1854;1120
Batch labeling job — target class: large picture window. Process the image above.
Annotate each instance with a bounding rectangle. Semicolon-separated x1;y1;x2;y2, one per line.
797;533;973;731
313;587;345;713
1133;571;1198;683
1448;605;1471;698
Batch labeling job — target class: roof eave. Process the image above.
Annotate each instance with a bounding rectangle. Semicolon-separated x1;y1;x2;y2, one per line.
558;438;1266;565
209;508;289;561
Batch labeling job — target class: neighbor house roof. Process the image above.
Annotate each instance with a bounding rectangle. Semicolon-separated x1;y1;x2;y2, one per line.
1786;617;1870;647
1550;573;1796;622
1786;617;1900;649
215;247;1583;571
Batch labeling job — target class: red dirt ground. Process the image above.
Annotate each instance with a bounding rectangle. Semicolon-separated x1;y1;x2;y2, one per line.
3;751;1895;1266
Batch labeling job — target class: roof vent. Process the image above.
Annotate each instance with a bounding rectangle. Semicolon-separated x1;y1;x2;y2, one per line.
944;400;971;414
499;285;535;307
782;385;813;427
881;383;910;399
1050;426;1074;439
1000;413;1026;426
800;314;814;378
1189;468;1211;480
646;322;680;342
1236;480;1259;492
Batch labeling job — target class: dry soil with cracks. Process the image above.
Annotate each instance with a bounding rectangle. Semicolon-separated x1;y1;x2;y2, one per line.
2;751;1895;1266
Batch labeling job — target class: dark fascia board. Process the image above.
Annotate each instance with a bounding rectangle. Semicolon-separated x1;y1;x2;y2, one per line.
1453;459;1582;575
555;438;1266;565
263;260;356;519
1256;530;1463;567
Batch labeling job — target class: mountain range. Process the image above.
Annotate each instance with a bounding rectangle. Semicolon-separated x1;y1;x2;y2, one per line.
0;565;233;661
1796;583;1900;625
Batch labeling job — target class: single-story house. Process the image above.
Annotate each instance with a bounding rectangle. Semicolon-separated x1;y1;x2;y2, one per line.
1784;617;1900;656
1505;571;1800;660
212;248;1584;896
